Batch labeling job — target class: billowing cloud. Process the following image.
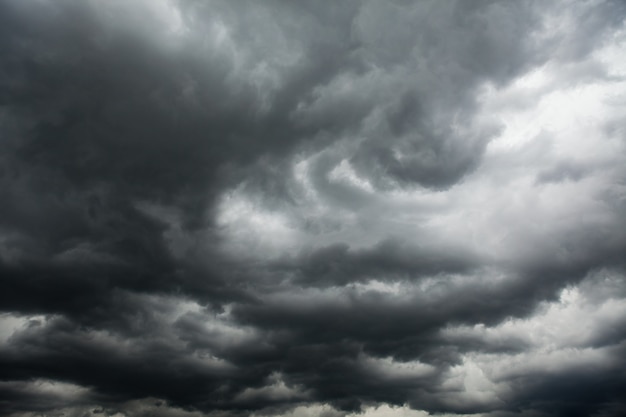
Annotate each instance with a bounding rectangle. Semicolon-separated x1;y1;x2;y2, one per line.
1;1;626;416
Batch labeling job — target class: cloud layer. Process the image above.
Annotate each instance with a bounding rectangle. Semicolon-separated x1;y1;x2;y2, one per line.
1;1;626;416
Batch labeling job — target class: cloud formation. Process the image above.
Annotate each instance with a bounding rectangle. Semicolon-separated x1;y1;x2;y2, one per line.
1;1;626;416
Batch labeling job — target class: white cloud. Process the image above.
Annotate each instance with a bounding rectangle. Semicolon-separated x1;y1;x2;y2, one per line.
438;270;626;407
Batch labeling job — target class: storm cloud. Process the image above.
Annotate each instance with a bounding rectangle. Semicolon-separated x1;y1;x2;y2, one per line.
1;1;626;416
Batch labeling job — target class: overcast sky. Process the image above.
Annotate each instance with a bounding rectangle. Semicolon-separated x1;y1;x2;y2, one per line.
1;1;626;416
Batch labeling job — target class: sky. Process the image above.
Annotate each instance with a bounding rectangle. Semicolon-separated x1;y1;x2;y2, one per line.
1;0;626;416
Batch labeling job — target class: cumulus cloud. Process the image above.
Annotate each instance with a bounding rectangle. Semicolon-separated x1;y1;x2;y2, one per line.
1;0;626;416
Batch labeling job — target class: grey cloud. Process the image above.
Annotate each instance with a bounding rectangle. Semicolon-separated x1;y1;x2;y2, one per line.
2;0;626;416
536;160;588;183
288;238;480;286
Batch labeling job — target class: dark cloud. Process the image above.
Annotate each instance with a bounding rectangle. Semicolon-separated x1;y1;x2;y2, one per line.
2;1;626;417
274;238;481;286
